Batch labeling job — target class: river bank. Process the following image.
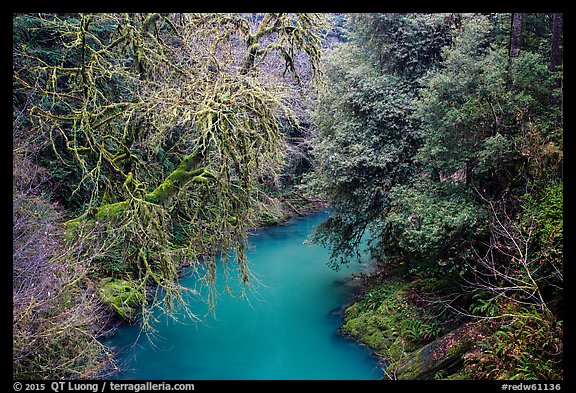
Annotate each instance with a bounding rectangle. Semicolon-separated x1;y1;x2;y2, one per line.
337;263;501;380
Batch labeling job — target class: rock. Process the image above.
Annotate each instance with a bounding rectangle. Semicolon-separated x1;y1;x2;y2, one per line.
388;322;478;380
97;277;143;321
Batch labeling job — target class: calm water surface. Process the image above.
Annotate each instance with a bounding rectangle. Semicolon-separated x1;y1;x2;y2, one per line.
105;210;382;379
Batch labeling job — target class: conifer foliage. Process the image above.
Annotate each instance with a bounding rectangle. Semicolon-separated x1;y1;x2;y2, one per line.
306;13;562;379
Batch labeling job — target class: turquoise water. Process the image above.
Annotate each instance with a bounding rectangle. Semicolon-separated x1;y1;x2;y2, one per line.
105;210;382;380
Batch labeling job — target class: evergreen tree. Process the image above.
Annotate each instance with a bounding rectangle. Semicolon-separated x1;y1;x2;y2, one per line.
305;13;456;266
307;13;562;379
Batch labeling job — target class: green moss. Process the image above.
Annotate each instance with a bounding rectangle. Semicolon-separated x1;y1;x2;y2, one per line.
101;189;113;205
142;13;161;32
63;200;127;234
97;277;143;321
341;277;450;367
95;200;128;220
145;152;214;205
146;178;174;204
342;310;388;352
342;274;483;380
344;303;360;319
260;211;278;226
63;213;87;232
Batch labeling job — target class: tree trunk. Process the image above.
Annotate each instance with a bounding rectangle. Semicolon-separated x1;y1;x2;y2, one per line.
549;13;563;73
508;13;524;64
388;322;481;380
548;13;563;106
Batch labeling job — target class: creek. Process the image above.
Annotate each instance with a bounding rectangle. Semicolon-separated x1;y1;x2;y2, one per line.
105;210;382;379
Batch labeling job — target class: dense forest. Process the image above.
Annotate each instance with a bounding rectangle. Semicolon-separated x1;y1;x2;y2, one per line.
13;13;562;380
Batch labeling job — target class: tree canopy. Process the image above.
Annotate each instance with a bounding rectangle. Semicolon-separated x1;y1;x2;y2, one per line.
13;12;325;378
305;12;562;379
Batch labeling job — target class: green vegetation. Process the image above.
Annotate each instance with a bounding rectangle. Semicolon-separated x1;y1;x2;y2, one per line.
341;276;456;362
97;278;143;321
13;12;325;379
304;14;454;267
460;306;563;379
13;155;117;379
306;13;563;379
13;12;562;380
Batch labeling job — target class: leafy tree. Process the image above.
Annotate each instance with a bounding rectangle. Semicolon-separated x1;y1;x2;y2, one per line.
385;14;562;276
13;12;325;334
304;13;456;267
380;178;490;276
307;13;562;379
305;44;420;266
349;13;460;82
390;14;563;378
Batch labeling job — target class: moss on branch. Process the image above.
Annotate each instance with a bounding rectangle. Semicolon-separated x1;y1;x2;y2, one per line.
145;152;215;205
64;151;214;230
95;201;129;220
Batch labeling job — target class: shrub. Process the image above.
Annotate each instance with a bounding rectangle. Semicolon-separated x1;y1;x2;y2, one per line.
13;156;116;379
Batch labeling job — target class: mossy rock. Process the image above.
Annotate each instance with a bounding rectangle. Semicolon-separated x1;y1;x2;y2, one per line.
341;300;412;360
387;322;477;380
341;275;470;375
341;310;389;352
97;277;143;321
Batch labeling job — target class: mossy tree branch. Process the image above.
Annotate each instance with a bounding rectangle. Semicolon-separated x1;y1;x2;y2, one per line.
145;151;215;205
15;12;325;334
